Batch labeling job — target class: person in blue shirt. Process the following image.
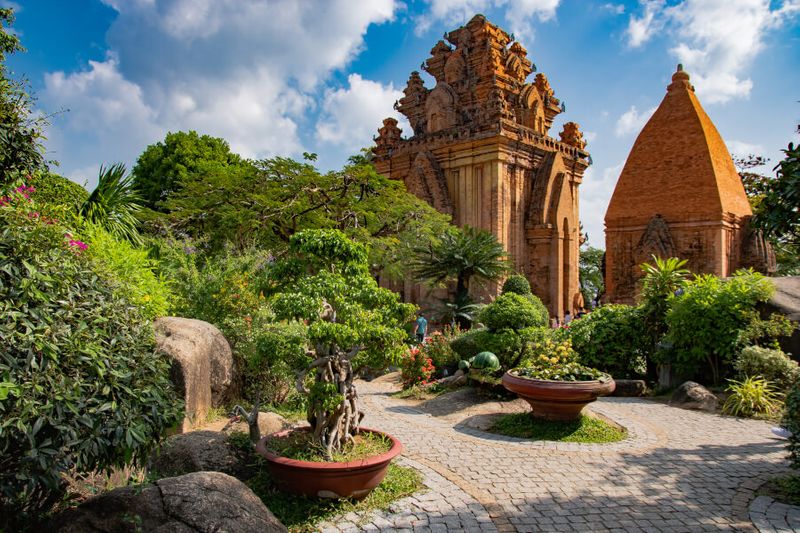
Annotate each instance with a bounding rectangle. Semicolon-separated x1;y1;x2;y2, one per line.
413;312;428;343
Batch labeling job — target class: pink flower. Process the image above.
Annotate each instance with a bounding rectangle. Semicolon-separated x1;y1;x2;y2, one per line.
68;239;88;251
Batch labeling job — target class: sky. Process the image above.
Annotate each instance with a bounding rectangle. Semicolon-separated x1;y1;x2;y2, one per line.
6;0;800;249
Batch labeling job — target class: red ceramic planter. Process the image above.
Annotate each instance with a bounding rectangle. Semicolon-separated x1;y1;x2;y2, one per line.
502;371;616;421
255;427;403;500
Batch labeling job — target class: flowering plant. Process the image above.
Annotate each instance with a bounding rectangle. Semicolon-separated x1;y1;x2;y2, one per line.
400;346;436;388
512;337;611;382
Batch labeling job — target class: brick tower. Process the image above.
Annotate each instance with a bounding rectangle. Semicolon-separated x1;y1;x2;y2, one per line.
373;15;590;320
604;65;775;304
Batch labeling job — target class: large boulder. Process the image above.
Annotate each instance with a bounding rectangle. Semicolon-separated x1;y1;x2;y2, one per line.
51;471;286;532
761;276;800;359
155;317;235;430
669;381;719;412
148;430;249;480
612;379;648;397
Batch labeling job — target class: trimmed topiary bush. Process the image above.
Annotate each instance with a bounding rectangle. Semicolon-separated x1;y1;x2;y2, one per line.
735;346;800;392
502;274;531;295
479;293;548;331
29;172;88;212
0;201;182;524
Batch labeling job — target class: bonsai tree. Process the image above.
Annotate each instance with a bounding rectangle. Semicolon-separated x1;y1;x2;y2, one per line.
268;229;415;458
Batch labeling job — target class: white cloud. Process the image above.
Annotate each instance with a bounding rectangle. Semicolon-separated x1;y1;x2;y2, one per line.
415;0;560;39
624;0;800;103
316;74;409;153
602;3;625;15
625;0;664;48
614;105;656;137
39;0;400;182
726;139;767;159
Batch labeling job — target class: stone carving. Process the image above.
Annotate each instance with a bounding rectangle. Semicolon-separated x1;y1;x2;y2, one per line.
559;122;587;150
374;15;589;319
637;215;676;259
374;117;402;157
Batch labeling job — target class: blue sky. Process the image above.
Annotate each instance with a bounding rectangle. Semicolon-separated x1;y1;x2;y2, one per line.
6;0;800;248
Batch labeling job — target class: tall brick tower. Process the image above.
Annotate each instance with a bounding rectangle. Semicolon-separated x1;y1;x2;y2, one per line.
373;15;590;319
604;65;775;303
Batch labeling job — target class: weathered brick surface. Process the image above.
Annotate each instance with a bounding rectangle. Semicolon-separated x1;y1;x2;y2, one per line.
324;379;788;532
604;66;761;304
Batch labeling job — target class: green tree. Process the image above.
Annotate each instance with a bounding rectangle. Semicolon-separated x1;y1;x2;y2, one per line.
579;245;604;305
132;130;245;210
79;163;144;244
412;225;510;306
0;8;48;183
157;154;451;278
268;230;415;457
751;137;800;272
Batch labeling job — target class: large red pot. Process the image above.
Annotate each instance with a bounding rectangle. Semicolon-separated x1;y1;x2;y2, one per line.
255;427;403;500
502;371;616;421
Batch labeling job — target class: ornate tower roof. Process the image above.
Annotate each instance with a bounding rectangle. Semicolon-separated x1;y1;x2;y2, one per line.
605;65;752;227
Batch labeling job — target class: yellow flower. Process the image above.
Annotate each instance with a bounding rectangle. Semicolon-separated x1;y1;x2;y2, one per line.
550;357;559;364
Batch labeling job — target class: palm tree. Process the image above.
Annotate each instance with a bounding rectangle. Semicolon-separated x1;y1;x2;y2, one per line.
78;163;143;244
412;224;510;302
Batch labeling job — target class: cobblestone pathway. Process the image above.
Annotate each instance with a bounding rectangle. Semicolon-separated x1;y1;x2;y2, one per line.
320;378;791;533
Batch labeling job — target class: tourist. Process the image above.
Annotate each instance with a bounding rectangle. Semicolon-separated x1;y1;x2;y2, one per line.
563;311;572;325
413;311;428;344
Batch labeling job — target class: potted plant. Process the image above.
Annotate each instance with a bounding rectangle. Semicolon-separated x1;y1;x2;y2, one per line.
502;337;615;421
253;230;415;499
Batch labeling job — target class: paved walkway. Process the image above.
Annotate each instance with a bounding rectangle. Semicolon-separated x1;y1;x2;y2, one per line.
319;378;792;532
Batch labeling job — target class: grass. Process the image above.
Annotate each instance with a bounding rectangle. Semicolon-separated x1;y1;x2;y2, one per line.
265;430;392;462
489;412;627;443
392;382;454;400
758;474;800;506
228;430;423;532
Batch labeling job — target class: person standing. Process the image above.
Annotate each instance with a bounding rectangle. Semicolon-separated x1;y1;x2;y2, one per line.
413;312;428;343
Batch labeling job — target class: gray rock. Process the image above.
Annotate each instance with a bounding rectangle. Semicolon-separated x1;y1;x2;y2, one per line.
51;471;286;532
148;430;248;480
669;381;719;412
611;379;648;397
155;317;235;430
222;411;291;439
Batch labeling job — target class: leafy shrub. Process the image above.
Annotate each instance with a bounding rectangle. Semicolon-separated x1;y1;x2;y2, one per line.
249;321;309;404
736;313;796;350
783;380;800;468
422;330;459;371
29;172;88;213
514;337;610;382
82;223;173;320
734;346;800;391
502;274;531;295
665;270;775;383
400;346;435;388
479;292;548;331
722;377;782;417
450;326;549;370
0;202;181;522
567;304;648;379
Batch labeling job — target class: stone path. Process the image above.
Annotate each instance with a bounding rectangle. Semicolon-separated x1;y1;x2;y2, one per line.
321;378;792;532
749;496;800;532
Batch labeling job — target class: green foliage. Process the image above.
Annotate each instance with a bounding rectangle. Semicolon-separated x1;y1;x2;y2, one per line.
450;326;549;370
400;345;435;388
736;313;796;350
434;291;482;329
579;246;605;305
567;304;648;379
490;413;626;443
501;274;531;295
0;8;48;184
28;172;88;213
783;380;800;469
269;229;416;372
479;292;548;331
515;336;610;382
132;130;245;210
734;346;800;392
249;322;309;404
82;223;172;320
0;202;181;523
412;224;510;300
79;164;144;244
752;138;800;250
665;270;775;383
722;377;782;417
420;329;459;370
